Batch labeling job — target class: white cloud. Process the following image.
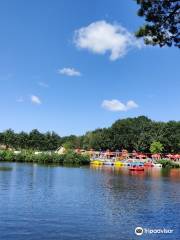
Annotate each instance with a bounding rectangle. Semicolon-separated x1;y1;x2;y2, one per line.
58;67;81;76
38;81;49;88
126;100;138;109
102;99;138;112
31;95;41;105
74;20;143;60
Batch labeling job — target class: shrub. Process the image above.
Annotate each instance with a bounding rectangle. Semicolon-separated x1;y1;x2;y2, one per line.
150;141;163;154
158;159;180;168
0;151;15;162
51;153;64;164
63;150;90;165
0;150;90;166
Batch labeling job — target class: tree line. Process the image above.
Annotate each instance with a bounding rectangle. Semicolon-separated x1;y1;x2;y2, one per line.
0;116;179;153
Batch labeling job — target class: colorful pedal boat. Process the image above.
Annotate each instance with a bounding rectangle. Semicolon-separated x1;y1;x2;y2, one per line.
129;165;144;171
91;160;103;165
144;162;154;167
114;161;123;167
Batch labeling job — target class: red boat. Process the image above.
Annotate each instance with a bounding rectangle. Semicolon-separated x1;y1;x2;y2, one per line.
129;165;144;171
144;162;154;167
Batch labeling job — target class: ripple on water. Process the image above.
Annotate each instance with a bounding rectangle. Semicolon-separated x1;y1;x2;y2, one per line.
0;163;179;240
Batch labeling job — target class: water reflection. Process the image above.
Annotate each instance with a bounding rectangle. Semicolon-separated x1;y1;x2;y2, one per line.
90;165;180;181
0;163;179;240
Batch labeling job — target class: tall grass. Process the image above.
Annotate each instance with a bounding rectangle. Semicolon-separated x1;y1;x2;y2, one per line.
0;150;90;166
157;159;180;168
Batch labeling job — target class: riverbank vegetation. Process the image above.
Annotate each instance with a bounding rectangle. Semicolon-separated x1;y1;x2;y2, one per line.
0;150;90;165
157;159;180;169
150;141;164;154
0;116;180;153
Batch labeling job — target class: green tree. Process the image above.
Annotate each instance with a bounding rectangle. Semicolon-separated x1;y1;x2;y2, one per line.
28;129;45;150
135;0;180;47
17;131;29;150
1;129;17;149
83;128;112;150
61;135;82;149
44;131;62;151
160;121;180;153
150;141;164;154
0;116;179;153
111;116;153;152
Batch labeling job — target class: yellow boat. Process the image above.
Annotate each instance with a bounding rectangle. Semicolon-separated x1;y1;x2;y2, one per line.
90;160;103;166
114;161;123;167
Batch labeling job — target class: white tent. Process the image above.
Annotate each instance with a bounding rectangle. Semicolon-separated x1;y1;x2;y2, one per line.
55;146;66;155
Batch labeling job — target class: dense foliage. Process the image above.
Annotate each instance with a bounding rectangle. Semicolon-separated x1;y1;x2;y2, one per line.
0;130;62;151
0;150;90;165
150;141;164;154
0;116;180;153
158;159;180;168
135;0;180;47
82;116;180;153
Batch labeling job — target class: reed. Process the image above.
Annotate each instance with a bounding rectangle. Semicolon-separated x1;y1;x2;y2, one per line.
0;150;90;166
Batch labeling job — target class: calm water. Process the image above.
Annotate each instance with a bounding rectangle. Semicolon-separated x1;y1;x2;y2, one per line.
0;163;179;240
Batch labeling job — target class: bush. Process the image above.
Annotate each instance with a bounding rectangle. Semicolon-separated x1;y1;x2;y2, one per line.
0;150;90;166
16;152;30;162
150;141;163;154
63;150;90;165
0;151;15;162
158;159;180;168
0;151;7;161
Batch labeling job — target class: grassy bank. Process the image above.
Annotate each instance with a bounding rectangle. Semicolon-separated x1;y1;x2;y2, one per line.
0;150;90;166
157;159;180;168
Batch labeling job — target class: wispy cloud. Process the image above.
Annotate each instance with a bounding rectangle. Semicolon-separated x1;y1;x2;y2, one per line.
102;99;138;112
58;67;81;76
38;81;49;88
74;20;143;60
31;95;42;105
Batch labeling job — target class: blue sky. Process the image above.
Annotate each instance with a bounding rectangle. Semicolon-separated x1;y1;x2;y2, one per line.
0;0;179;136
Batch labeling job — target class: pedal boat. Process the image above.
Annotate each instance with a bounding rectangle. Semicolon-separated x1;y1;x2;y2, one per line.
90;160;103;166
129;164;144;171
114;161;123;167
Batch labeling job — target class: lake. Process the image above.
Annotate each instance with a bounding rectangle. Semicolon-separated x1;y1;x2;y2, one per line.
0;162;179;240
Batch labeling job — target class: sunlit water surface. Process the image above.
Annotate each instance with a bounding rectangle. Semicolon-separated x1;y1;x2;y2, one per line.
0;162;179;240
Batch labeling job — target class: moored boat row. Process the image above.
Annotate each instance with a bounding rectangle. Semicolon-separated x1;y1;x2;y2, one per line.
90;158;162;170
